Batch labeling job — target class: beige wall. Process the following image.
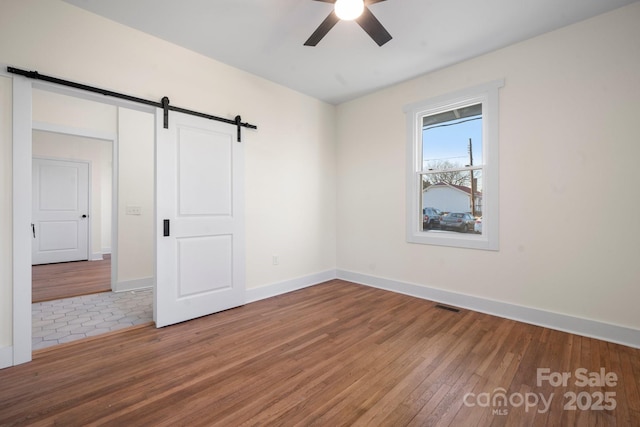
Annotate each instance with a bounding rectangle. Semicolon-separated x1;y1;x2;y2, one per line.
336;3;640;330
0;0;337;353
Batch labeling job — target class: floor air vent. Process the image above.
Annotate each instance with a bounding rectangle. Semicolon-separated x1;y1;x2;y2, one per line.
435;304;460;313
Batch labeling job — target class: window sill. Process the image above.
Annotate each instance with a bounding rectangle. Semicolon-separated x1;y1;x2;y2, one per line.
407;230;498;251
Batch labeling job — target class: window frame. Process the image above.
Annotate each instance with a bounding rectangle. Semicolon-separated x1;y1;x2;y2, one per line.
404;80;503;250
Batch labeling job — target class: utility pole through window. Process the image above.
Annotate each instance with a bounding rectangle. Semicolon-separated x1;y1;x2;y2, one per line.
468;138;477;217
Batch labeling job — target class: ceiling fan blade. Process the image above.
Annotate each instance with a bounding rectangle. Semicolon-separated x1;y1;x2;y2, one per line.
311;0;336;2
356;7;392;46
304;12;340;46
365;0;387;4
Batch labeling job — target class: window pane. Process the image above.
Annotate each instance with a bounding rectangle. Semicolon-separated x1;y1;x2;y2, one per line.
422;103;482;171
421;170;483;233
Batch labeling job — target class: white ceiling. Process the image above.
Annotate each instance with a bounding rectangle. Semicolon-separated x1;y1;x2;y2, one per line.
62;0;637;105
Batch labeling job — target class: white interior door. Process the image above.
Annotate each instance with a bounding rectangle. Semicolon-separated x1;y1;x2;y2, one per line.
32;157;89;265
155;110;245;328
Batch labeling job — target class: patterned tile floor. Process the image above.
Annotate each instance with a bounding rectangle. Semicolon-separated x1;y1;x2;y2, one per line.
32;289;153;350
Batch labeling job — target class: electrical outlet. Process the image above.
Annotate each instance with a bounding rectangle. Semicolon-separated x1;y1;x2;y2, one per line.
126;206;142;215
272;255;279;265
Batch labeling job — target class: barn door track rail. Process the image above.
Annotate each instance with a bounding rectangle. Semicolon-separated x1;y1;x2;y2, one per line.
7;66;257;142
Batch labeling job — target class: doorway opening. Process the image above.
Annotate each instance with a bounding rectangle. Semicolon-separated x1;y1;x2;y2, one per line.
11;72;246;366
32;132;112;303
29;89;155;350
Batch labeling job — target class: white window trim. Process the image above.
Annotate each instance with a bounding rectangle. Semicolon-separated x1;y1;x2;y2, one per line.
404;79;504;250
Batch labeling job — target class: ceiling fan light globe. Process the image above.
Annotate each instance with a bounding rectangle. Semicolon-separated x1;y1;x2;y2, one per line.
334;0;365;21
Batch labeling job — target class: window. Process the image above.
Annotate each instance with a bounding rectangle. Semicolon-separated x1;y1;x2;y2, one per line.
404;80;503;250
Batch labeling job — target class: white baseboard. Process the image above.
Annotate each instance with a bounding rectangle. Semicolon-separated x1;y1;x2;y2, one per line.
90;252;104;261
114;277;153;293
245;270;337;304
337;270;640;349
0;346;13;369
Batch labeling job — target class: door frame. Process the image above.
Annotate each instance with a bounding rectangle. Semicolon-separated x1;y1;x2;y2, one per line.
11;74;154;365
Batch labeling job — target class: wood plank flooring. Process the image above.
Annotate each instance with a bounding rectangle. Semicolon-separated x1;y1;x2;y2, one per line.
32;255;111;303
1;280;638;426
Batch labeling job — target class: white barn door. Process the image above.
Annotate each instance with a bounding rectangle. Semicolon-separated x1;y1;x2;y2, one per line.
155;110;245;328
32;157;89;265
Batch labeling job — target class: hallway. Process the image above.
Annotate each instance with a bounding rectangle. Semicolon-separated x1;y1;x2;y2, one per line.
32;289;152;350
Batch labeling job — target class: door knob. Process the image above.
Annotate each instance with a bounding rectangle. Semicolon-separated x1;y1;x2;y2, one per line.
81;214;87;218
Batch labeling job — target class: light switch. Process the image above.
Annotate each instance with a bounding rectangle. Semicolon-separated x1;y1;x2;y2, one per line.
126;206;142;215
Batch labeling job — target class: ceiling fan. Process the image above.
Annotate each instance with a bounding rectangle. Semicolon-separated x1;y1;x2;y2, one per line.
304;0;392;47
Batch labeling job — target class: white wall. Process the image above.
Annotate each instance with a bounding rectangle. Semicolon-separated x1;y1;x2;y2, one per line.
0;0;337;354
33;89;117;134
116;107;154;290
337;3;640;331
100;142;112;253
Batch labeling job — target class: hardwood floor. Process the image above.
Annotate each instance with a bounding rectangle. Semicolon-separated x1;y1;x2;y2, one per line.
1;280;638;426
32;255;111;303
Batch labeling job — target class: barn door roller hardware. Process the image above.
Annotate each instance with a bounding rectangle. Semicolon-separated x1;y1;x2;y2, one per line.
7;66;257;142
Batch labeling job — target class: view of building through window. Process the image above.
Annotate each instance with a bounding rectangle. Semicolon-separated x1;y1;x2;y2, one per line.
420;103;483;234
